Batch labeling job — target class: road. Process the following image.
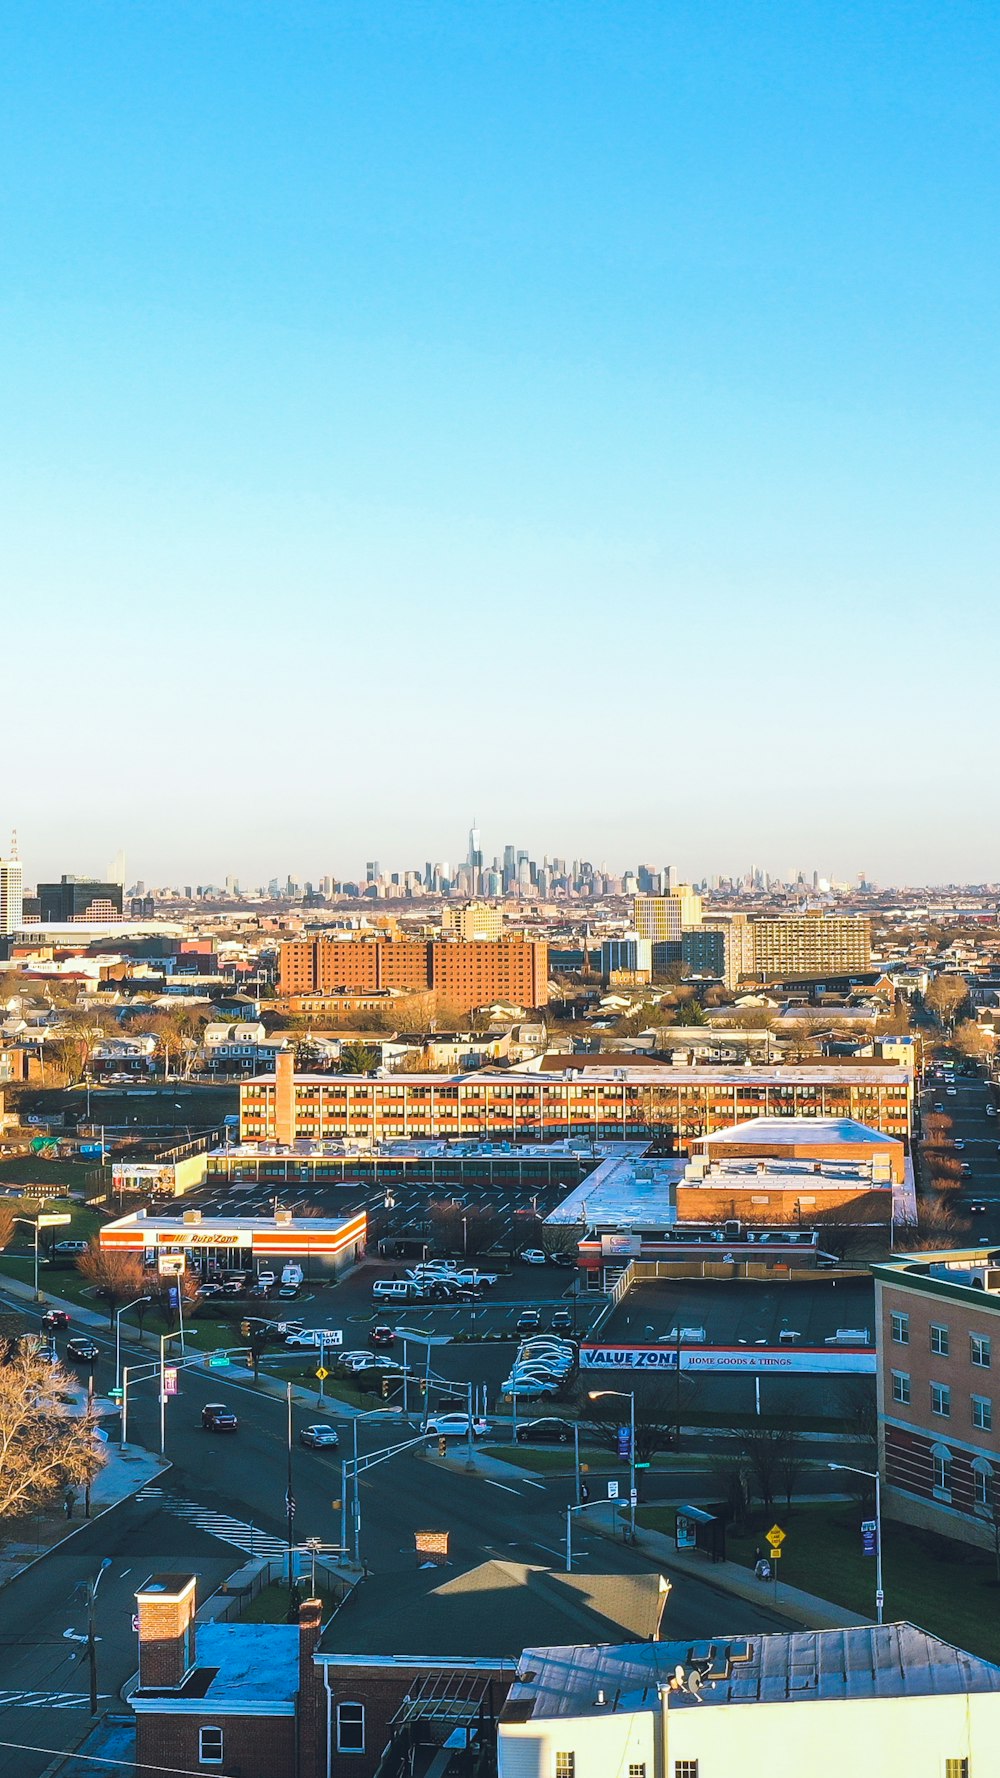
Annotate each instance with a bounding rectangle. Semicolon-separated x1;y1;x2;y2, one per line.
921;1058;1000;1236
0;1290;841;1776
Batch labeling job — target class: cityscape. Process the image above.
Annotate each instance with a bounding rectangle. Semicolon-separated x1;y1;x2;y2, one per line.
3;5;999;1778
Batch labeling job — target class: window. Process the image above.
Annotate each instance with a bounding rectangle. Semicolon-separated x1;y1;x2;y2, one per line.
944;1761;969;1778
675;1765;700;1778
555;1757;576;1778
972;1395;993;1433
971;1334;991;1369
932;1446;952;1499
336;1702;365;1754
930;1324;950;1358
890;1311;909;1345
891;1370;911;1405
974;1459;993;1511
629;1767;647;1778
931;1383;951;1418
198;1728;223;1767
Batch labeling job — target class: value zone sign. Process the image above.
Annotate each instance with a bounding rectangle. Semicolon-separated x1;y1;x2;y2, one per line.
579;1344;876;1375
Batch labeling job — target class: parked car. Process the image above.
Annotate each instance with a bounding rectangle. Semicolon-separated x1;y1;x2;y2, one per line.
41;1310;71;1331
547;1252;577;1269
549;1310;574;1332
299;1423;339;1449
515;1417;574;1444
201;1403;238;1433
66;1337;100;1364
53;1240;87;1258
199;1282;224;1300
519;1249;548;1266
277;1285;300;1300
368;1325;396;1348
502;1376;554;1398
516;1310;542;1333
424;1412;490;1439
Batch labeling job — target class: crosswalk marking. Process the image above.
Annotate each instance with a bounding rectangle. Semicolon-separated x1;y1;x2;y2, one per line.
136;1486;287;1558
0;1691;111;1710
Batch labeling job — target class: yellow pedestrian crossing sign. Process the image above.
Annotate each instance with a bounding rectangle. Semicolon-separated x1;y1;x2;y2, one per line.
315;1367;329;1380
766;1524;786;1548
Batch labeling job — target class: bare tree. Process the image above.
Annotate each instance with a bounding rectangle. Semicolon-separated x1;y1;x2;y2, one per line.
581;1374;695;1465
953;1020;995;1063
76;1245;148;1326
924;977;971;1030
708;1448;751;1534
0;1343;105;1524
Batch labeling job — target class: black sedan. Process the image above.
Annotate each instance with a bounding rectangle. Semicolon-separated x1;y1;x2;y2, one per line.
66;1337;100;1364
515;1417;575;1445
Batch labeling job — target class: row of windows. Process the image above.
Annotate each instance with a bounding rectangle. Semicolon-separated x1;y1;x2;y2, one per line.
914;1376;995;1431
891;1313;992;1369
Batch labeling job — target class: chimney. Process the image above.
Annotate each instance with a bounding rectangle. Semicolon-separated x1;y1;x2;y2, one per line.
135;1574;197;1690
275;1049;296;1146
297;1598;325;1778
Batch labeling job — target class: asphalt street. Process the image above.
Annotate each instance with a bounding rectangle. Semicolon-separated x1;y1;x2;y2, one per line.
921;1060;1000;1237
0;1291;830;1776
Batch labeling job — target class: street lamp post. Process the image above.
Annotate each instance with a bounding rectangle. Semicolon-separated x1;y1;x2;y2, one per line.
829;1462;884;1624
14;1213;70;1302
115;1296;151;1394
589;1388;636;1540
286;1382;296;1589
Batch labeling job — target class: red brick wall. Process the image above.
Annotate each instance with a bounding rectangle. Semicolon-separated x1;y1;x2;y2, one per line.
136;1712;295;1778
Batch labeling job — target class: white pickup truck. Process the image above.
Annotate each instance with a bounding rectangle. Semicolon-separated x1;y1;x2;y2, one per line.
452;1267;498;1289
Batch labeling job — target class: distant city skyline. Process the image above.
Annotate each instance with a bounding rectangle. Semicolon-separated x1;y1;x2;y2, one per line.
7;820;998;897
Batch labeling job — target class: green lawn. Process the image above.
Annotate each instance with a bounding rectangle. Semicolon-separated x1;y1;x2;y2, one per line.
485;1443;621;1474
238;1580;337;1623
0;1157;96;1191
637;1501;1000;1665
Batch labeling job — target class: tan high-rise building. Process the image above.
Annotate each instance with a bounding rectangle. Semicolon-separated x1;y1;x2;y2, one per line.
453;901;504;941
632;886;702;944
748;915;871;980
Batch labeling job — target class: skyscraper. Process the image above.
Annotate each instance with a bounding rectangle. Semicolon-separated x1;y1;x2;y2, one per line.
0;836;23;937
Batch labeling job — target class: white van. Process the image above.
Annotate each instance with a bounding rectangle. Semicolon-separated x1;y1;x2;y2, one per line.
372;1279;416;1304
281;1263;304;1288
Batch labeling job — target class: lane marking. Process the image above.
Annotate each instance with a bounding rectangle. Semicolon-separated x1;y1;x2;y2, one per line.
482;1479;522;1495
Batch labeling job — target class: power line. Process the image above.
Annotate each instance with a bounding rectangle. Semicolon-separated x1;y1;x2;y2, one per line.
0;1737;223;1776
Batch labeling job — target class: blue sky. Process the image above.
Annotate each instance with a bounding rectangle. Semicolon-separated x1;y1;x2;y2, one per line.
2;2;997;885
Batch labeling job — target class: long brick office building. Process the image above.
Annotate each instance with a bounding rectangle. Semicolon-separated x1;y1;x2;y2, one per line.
278;935;548;1014
241;1055;912;1149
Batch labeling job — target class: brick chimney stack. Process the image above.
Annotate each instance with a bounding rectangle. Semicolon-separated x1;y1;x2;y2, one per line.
296;1597;325;1778
135;1574;197;1690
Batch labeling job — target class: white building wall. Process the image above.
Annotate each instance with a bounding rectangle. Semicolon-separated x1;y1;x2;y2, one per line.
499;1690;1000;1778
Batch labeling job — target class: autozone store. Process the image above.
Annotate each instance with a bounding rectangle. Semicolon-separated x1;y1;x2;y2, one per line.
99;1207;367;1279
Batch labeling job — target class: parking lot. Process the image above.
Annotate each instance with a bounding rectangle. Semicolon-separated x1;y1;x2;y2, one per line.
185;1168;573;1256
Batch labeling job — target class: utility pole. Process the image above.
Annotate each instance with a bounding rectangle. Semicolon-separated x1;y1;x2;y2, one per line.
84;1560;112;1715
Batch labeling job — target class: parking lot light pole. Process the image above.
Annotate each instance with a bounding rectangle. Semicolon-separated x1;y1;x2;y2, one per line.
829;1461;883;1623
589;1389;636;1540
115;1297;151;1394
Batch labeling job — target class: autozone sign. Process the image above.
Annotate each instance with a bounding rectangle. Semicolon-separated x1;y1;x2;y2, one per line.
151;1229;251;1247
579;1344;876;1375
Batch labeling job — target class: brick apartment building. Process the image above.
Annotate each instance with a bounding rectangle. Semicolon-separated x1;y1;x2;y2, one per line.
241;1054;912;1148
745;913;872;980
875;1248;1000;1548
278;936;548;1014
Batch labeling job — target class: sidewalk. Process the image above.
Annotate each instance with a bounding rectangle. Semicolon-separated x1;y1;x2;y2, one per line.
606;1518;872;1633
0;1443;168;1592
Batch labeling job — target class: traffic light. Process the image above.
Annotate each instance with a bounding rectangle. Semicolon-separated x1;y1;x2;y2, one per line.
381;1379;391;1398
419;1378;427;1397
438;1436;447;1458
240;1321;251;1339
